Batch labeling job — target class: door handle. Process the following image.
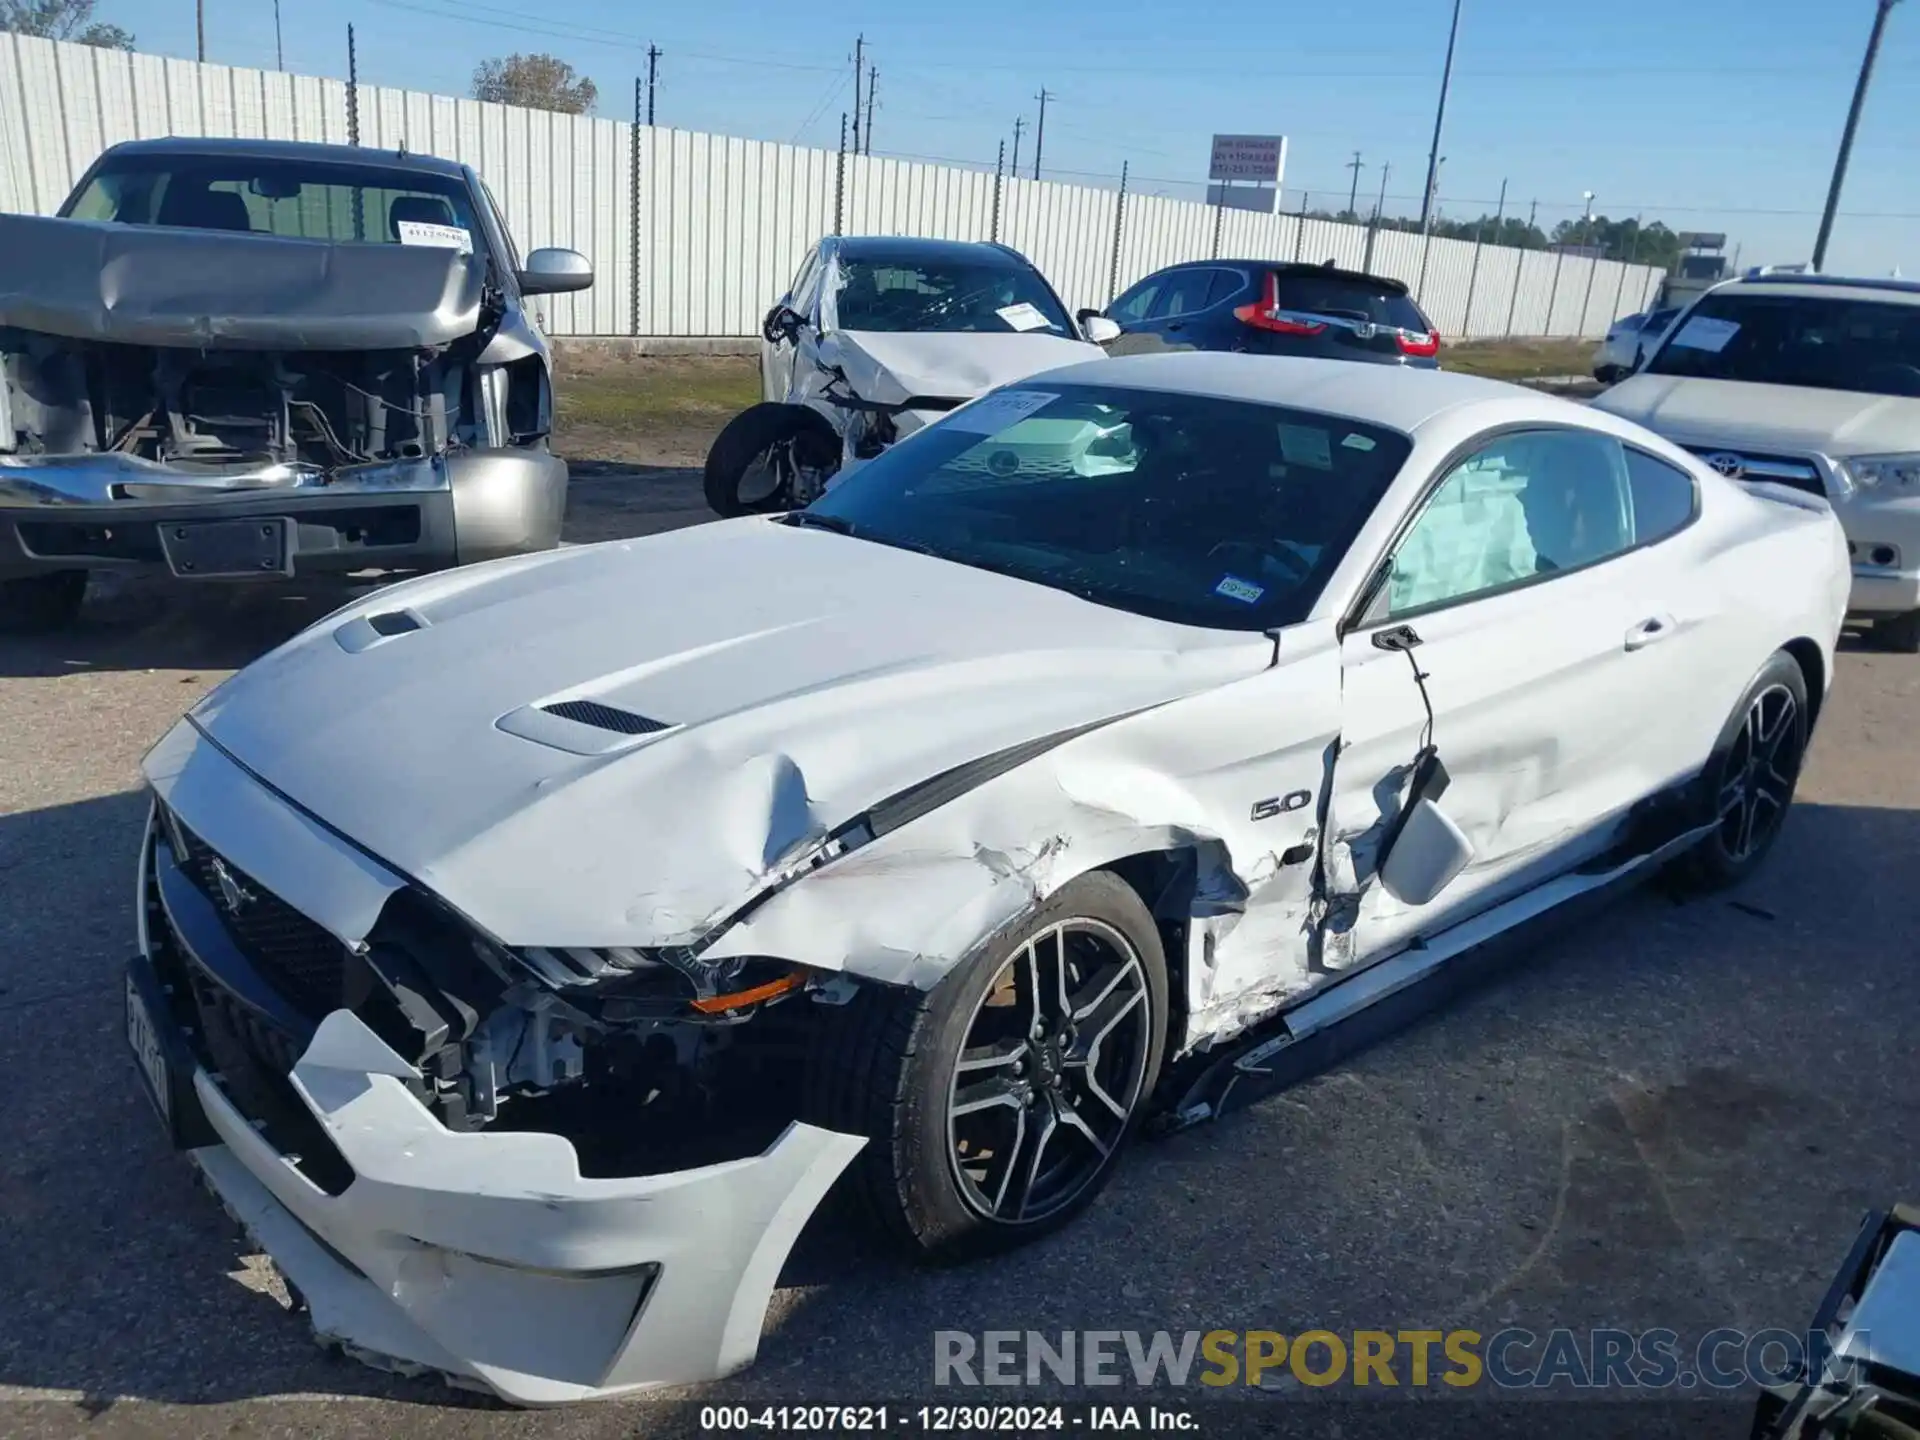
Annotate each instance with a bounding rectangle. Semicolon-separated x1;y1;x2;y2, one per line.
1624;613;1677;651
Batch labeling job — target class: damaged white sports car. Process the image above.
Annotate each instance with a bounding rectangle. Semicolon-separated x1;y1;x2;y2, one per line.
128;354;1848;1404
702;235;1117;515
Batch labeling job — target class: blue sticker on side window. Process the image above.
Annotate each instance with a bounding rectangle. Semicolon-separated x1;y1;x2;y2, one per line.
1215;575;1265;604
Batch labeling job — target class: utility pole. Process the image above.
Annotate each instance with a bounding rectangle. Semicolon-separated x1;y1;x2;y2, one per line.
1813;0;1902;272
1033;88;1052;180
1363;161;1390;272
646;45;660;125
196;0;205;62
1011;116;1026;178
1419;0;1463;236
273;0;283;69
1345;150;1364;218
1577;191;1601;335
851;35;865;157
864;66;877;155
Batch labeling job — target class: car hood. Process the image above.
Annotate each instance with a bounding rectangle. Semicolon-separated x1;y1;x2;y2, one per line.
182;519;1267;948
820;329;1106;405
1593;374;1920;456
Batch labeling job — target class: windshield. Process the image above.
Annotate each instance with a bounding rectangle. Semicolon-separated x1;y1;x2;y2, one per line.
1646;291;1920;398
63;153;484;253
830;255;1076;335
805;383;1412;630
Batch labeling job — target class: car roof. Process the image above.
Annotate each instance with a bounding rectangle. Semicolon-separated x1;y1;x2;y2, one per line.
1023;351;1560;433
829;235;1033;268
95;136;470;181
1138;258;1411;294
1714;273;1920;306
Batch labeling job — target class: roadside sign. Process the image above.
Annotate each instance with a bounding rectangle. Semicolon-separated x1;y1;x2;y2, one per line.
1208;134;1285;183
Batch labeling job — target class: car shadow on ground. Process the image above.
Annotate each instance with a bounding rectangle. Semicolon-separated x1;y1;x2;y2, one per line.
0;466;711;680
2;786;1916;1419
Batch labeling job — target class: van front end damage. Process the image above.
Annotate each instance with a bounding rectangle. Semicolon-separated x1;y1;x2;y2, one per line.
133;725;869;1403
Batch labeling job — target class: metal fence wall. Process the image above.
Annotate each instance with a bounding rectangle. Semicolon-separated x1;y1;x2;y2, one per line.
1;33;1664;340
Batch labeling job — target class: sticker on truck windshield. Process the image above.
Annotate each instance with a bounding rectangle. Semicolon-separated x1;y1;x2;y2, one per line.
947;390;1059;434
996;302;1053;332
396;220;473;253
1671;315;1740;353
1215;575;1265;604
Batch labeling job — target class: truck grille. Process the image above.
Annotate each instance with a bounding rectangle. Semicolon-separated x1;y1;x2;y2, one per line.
1684;446;1826;498
170;821;348;1017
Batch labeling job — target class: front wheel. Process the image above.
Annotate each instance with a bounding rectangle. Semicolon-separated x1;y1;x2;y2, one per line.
1675;650;1810;891
804;871;1168;1261
702;403;838;518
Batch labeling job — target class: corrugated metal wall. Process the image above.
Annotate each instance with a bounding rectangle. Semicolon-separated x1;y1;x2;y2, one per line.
1;32;1664;341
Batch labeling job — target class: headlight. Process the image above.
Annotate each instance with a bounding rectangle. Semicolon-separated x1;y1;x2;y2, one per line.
1839;454;1920;492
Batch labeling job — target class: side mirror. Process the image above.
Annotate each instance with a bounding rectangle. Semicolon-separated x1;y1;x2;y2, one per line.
1083;315;1123;345
762;304;806;345
517;247;593;295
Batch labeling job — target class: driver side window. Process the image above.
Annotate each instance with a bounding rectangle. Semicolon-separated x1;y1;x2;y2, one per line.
1383;429;1638;618
1109;278;1160;325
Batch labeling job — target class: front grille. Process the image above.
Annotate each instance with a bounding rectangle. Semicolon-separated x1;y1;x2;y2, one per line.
540;698;670;735
171;823;347;1017
1684;445;1827;498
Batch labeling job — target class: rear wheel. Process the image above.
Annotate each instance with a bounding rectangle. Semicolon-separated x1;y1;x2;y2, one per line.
0;570;87;634
1869;611;1920;654
1675;650;1810;891
702;403;838;518
804;871;1168;1261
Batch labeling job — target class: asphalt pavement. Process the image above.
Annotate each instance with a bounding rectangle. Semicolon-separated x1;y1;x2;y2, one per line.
2;465;1917;1438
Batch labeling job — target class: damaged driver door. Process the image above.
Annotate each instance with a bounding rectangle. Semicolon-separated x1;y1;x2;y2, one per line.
1322;427;1683;970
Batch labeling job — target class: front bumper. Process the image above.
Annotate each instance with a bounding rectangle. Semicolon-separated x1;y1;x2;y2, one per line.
130;767;865;1404
0;448;566;580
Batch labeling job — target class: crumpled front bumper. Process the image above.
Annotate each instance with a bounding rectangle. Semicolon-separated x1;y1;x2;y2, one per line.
171;1007;863;1404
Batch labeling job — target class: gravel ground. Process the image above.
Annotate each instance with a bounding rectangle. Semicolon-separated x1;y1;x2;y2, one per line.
2;465;1917;1439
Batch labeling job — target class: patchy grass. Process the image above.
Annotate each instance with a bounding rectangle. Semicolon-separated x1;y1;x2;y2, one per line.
1441;337;1597;382
552;348;759;469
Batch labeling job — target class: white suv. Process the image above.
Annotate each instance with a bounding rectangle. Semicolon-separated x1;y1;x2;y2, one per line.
1593;273;1920;651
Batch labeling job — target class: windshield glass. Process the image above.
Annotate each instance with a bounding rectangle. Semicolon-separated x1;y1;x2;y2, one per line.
1646;291;1920;397
806;383;1412;630
830;255;1075;335
64;153;483;252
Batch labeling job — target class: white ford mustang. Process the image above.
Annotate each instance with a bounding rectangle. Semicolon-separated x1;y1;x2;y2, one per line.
127;354;1849;1403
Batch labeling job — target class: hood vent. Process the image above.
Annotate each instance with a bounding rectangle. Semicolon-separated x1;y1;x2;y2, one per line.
367;610;423;637
539;698;670;736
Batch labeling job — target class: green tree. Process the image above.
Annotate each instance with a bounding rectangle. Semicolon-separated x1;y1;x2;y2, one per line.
1;0;133;48
471;53;597;114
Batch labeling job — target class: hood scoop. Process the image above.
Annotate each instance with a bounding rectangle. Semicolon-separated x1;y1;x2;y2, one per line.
334;608;428;654
539;699;670;735
495;696;678;757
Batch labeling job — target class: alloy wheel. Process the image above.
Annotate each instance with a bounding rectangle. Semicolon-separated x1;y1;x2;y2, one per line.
946;919;1152;1224
1715;682;1802;864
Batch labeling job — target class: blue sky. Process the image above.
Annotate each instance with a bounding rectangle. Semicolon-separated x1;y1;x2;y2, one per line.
103;0;1920;277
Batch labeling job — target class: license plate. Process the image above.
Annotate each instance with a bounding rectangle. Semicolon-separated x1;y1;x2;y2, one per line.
159;517;292;578
125;972;172;1126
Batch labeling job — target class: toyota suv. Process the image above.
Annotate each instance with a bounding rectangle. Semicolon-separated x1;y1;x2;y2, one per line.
1592;272;1920;651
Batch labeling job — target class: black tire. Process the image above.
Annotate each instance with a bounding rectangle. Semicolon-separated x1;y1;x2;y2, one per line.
1869;611;1920;654
804;871;1169;1262
0;570;87;634
702;403;838;518
1674;650;1811;892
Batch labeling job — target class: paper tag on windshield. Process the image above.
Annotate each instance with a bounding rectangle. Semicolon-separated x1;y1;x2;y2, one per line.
997;302;1052;332
1277;424;1333;470
1671;315;1739;352
946;389;1059;434
396;220;473;253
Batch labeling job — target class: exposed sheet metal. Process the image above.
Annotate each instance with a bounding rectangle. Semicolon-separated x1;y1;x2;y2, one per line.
0;213;488;351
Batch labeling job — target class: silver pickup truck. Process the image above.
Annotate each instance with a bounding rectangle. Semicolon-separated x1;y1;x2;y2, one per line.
0;136;592;631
